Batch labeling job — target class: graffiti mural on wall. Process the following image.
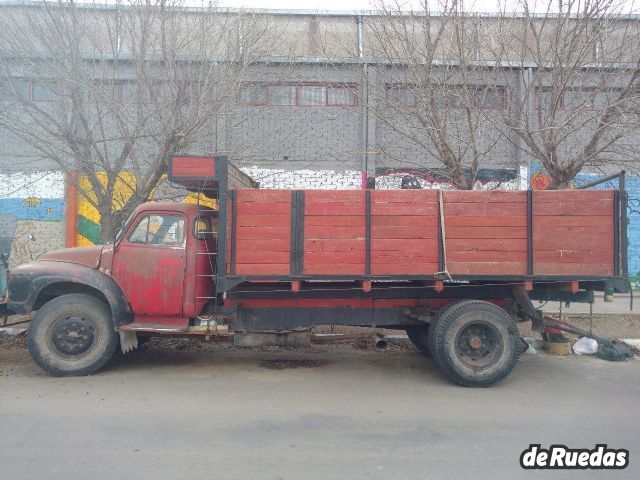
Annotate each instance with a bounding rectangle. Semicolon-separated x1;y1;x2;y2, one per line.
0;171;65;267
373;167;526;190
76;173;215;246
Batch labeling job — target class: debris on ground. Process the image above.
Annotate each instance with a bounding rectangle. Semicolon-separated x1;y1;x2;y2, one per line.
572;337;599;355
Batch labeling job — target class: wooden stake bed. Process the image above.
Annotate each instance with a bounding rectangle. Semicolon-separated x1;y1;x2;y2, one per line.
169;155;628;293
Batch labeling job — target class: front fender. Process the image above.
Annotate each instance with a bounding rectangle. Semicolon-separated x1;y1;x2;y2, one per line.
7;261;133;328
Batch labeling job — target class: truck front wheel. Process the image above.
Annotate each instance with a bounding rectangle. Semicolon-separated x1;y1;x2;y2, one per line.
27;294;118;376
428;300;519;387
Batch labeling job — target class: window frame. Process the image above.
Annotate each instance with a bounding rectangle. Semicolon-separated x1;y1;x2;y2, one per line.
384;84;508;110
534;87;605;112
6;78;60;103
237;82;358;108
124;212;187;249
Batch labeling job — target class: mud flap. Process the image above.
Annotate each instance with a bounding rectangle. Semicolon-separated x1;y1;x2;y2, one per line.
119;330;139;354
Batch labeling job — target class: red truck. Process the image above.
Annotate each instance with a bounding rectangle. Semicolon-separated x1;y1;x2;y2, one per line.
1;156;629;386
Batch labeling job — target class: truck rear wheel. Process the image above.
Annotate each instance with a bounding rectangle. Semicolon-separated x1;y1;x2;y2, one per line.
405;325;431;357
428;300;519;387
27;293;118;376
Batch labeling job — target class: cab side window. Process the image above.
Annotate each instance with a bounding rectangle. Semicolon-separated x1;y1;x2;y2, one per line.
128;214;185;247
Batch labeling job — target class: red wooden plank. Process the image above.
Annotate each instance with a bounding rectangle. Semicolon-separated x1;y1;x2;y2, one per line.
236;264;290;275
304;202;365;216
305;225;365;239
534;236;612;251
236;226;290;239
446;216;527;227
304;251;366;264
533;202;612;216
372;190;438;203
236;190;292;202
448;262;527;275
236;215;291;227
305;215;366;227
371;263;439;275
372;239;439;251
371;251;439;263
236;202;291;215
305;191;365;203
235;251;290;264
236;239;290;252
371;216;438;227
447;226;526;239
171;156;215;177
533;262;613;275
448;251;527;262
371;226;438;239
534;250;613;263
444;203;526;217
447;238;527;251
303;263;364;275
532;225;613;238
444;191;526;203
304;239;365;252
533;190;614;203
371;203;438;216
533;216;613;227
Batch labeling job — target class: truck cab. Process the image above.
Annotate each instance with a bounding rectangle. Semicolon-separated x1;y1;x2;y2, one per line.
7;202;217;327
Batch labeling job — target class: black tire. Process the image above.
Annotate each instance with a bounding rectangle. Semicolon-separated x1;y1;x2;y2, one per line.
27;293;118;376
428;300;519;387
405;325;431;357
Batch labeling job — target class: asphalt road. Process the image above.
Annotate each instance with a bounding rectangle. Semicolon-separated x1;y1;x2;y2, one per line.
1;342;639;480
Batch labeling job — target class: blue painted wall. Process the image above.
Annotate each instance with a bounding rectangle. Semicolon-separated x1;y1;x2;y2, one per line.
0;198;64;221
574;174;640;281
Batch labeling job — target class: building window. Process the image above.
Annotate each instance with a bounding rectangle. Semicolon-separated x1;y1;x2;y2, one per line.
472;87;506;109
386;86;417;107
386;84;507;110
237;83;357;107
3;79;59;102
269;85;296;105
535;88;597;111
535;89;563;110
298;85;326;105
239;85;268;105
328;86;356;106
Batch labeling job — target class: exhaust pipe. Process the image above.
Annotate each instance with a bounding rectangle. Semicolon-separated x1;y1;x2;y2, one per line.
374;333;388;351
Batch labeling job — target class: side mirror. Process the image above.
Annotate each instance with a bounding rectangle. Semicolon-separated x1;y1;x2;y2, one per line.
112;221;127;250
194;217;216;241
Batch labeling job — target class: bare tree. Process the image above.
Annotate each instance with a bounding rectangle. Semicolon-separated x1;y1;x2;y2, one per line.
0;0;279;240
497;0;640;188
363;0;512;189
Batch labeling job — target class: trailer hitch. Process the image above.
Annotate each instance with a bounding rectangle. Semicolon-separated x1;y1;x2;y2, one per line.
541;316;633;361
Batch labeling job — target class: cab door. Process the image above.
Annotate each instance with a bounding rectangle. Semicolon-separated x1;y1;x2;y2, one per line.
111;213;187;317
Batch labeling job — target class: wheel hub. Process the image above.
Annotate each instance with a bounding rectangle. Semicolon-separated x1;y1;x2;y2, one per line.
468;336;482;350
51;317;95;355
456;322;501;369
